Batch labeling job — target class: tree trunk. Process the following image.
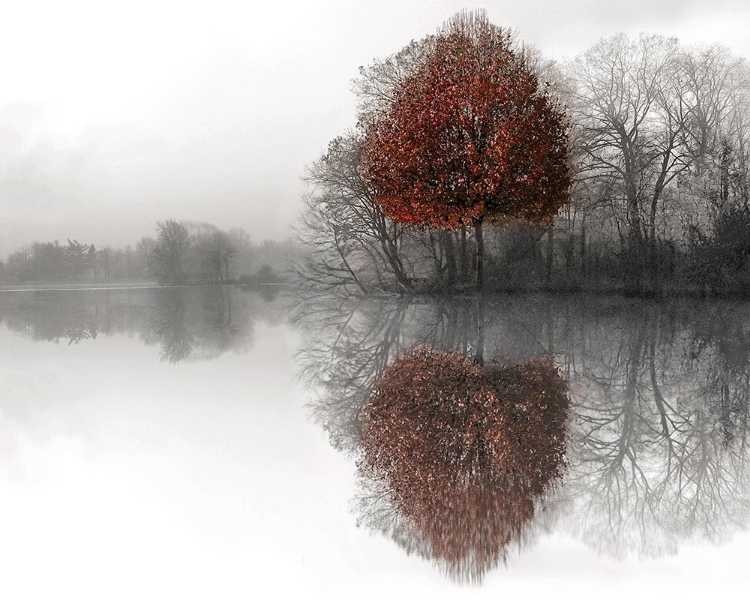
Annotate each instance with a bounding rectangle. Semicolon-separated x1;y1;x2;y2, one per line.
720;138;731;209
379;219;411;291
624;169;644;295
443;230;457;289
546;219;554;286
474;216;484;292
580;222;587;279
649;235;659;296
460;226;469;283
475;291;485;365
625;228;644;295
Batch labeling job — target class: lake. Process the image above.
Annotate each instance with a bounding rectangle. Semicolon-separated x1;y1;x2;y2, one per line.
1;287;749;597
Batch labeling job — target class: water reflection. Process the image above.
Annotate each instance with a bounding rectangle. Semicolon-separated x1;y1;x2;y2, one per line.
564;304;750;558
0;286;281;362
357;345;569;583
294;295;750;577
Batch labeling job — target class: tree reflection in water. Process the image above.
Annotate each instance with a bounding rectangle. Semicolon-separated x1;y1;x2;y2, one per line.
294;294;750;575
0;286;281;363
357;345;569;583
562;303;750;558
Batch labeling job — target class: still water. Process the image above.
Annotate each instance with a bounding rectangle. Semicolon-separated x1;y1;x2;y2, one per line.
1;287;749;597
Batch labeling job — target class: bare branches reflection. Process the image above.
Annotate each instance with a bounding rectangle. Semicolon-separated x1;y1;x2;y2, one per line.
0;287;282;363
294;294;750;572
563;302;750;558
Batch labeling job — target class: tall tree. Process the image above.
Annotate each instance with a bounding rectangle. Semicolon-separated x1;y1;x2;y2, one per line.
149;219;192;285
65;239;90;281
362;10;571;291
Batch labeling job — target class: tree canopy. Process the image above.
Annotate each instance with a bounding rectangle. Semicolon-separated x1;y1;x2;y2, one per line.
361;10;572;230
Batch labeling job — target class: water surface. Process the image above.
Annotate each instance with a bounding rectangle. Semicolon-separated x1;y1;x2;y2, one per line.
2;287;749;597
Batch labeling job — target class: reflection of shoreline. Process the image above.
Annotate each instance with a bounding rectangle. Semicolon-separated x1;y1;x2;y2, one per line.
0;282;292;293
0;285;161;293
295;294;750;567
0;287;284;363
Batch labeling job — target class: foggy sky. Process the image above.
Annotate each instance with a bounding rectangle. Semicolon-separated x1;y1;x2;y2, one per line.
1;0;749;256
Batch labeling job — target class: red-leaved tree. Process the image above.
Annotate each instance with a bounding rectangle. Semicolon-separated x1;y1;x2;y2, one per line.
362;10;571;290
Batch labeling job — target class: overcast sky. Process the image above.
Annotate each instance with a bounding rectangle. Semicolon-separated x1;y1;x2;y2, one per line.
1;0;749;256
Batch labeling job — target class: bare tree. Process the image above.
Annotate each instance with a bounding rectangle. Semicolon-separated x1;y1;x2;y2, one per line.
569;35;750;293
149;219;192;285
195;229;235;282
569;34;690;292
352;36;435;129
295;134;414;294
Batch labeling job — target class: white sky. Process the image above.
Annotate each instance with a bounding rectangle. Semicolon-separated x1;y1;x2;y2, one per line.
1;0;749;256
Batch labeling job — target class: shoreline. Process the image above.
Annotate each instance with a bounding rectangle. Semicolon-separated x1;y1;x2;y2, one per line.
0;281;292;293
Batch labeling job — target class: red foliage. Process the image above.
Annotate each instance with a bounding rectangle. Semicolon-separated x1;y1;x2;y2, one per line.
361;13;571;229
359;345;570;581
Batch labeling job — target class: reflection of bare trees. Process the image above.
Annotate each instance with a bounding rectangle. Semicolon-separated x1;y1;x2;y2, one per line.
0;291;103;344
0;287;279;363
553;302;750;558
293;293;564;454
295;294;750;565
292;296;413;454
146;287;247;363
146;290;196;362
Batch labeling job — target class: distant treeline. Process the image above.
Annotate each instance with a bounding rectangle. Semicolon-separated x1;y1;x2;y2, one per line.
0;219;300;286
